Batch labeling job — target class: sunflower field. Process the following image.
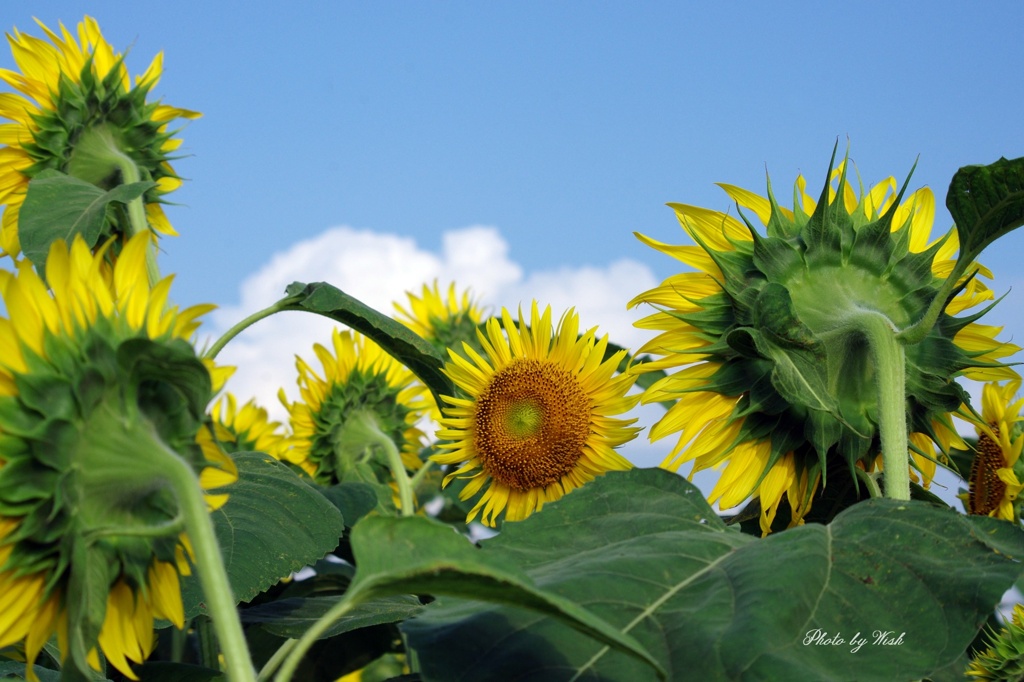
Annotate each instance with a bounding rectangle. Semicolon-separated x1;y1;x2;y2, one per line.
1;15;1024;682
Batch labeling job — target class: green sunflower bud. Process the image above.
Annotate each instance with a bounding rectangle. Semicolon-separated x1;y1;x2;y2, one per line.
967;604;1024;681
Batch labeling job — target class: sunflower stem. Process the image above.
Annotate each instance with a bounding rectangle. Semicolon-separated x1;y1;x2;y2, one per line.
273;593;358;682
101;131;160;288
854;467;883;499
896;262;975;345
84;513;184;541
856;312;911;501
409;458;435;490
204;296;302;360
258;638;298;681
161;445;256;682
345;410;416;516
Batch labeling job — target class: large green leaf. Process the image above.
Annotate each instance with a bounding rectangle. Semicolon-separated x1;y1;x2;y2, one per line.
241;594;423;639
19;169;155;267
946;156;1024;266
403;468;1024;682
344;515;665;679
182;453;344;618
283;282;454;406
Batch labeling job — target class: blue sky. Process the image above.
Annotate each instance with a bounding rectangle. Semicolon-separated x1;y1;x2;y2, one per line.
4;3;1024;482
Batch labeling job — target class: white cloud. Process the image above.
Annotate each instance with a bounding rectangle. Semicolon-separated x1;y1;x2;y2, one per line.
206;225;660;429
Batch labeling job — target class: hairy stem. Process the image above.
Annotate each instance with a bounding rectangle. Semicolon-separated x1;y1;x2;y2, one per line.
162;446;256;682
111;148;161;287
204;296;301;360
346;410;416;516
857;312;910;500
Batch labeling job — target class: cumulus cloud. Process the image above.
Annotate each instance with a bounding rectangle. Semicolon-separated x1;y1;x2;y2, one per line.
206;225;661;455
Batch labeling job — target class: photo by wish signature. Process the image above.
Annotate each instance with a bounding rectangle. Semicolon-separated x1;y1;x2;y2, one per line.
803;629;907;654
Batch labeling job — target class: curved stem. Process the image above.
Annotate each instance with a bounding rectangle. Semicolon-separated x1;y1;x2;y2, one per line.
85;513;184;542
346;410;415;516
274;594;358;682
162;448;256;682
409;458;434;491
854;467;883;499
204;296;301;360
258;638;298;681
897;260;977;345
377;428;415;518
856;312;910;501
111;150;161;287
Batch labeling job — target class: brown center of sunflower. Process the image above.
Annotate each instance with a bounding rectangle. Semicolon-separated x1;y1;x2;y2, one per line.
968;426;1008;516
473;358;592;491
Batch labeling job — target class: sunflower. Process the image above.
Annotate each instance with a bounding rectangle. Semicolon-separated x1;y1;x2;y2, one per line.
279;328;430;493
394;280;485;354
0;232;234;679
0;16;199;260
212;393;287;459
961;380;1024;521
630;156;1020;534
967;603;1024;680
434;303;640;527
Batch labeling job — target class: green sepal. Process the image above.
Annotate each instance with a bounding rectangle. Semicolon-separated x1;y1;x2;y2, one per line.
19;169;155;268
764;175;802;239
802;144;849;257
64;534;118;681
283;281;453;407
887;242;948;313
754;282;819;350
746;327;839;417
946;156;1024;268
806;409;843;461
848;215;894;272
673;291;736;336
0;393;53;440
11;370;76;423
750;229;804;282
117;338;211;455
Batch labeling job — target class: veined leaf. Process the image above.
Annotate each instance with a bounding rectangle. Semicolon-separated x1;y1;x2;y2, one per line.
240;594;423;639
20;169;155;267
283;282;454;406
404;468;1024;682
345;514;665;679
946;156;1024;266
181;453;344;618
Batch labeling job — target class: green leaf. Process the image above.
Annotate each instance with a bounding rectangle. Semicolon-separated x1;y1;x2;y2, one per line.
19;170;156;267
946;156;1024;266
321;481;379;527
346;514;665;679
404;468;1024;682
284;282;454;406
0;661;65;681
181;453;344;618
241;594;423;639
